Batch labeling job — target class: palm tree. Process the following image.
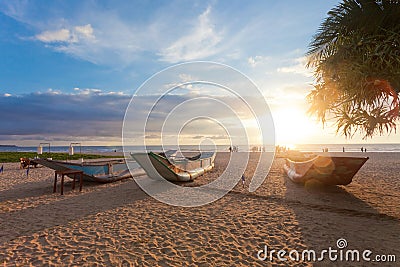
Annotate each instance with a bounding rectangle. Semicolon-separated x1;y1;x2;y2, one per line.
307;0;400;138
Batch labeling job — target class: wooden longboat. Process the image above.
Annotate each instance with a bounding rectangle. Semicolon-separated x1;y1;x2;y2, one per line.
33;158;142;183
131;150;216;182
283;156;369;185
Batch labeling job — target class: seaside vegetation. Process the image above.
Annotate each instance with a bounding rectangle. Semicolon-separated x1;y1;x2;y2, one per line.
0;152;123;163
307;0;400;138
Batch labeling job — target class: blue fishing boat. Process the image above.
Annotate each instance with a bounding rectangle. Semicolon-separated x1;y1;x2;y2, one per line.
34;158;143;183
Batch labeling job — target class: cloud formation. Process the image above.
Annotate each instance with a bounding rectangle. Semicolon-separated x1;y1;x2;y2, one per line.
36;24;95;44
277;56;313;77
159;6;223;63
0;88;269;145
0;2;246;66
0;89;129;142
35;29;71;43
247;56;270;68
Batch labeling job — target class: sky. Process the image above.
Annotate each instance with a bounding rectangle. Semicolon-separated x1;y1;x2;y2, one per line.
0;0;398;147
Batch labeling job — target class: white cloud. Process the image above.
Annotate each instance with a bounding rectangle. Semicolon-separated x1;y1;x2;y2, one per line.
35;24;95;43
3;93;12;97
248;55;269;67
33;87;127;97
178;73;197;82
2;2;276;68
78;88;102;95
159;6;223;63
74;24;95;40
1;2;147;66
277;56;313;77
2;2;264;67
46;88;62;95
72;88;125;96
36;29;71;43
37;19;143;65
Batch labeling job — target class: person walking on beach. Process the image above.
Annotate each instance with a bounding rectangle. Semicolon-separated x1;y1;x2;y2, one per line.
241;174;246;188
361;147;364;152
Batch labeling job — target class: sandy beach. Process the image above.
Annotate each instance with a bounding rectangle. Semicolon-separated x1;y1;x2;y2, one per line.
0;152;399;266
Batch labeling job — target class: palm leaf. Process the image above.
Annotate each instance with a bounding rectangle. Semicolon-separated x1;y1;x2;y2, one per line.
306;0;400;138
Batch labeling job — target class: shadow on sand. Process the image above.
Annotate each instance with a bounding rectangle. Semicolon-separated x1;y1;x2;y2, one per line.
0;178;148;244
282;170;400;266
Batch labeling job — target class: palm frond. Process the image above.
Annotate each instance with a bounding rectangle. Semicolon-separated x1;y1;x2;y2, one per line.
306;0;400;138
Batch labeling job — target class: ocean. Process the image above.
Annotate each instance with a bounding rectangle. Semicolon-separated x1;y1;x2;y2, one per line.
0;144;400;153
293;143;400;152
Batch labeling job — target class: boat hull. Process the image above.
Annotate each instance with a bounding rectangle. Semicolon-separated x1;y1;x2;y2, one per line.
33;158;139;183
283;156;369;185
131;151;215;182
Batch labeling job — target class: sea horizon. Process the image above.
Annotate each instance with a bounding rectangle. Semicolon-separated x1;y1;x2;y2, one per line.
1;143;400;153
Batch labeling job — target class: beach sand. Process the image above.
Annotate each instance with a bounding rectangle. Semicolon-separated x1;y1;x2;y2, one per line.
0;152;398;266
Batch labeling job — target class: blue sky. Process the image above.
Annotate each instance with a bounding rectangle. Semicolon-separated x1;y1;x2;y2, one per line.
0;0;398;146
0;0;332;93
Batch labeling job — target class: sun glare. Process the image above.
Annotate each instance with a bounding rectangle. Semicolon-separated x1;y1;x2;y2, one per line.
272;107;319;145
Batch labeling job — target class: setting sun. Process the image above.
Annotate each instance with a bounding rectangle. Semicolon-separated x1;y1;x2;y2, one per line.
272;106;320;145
